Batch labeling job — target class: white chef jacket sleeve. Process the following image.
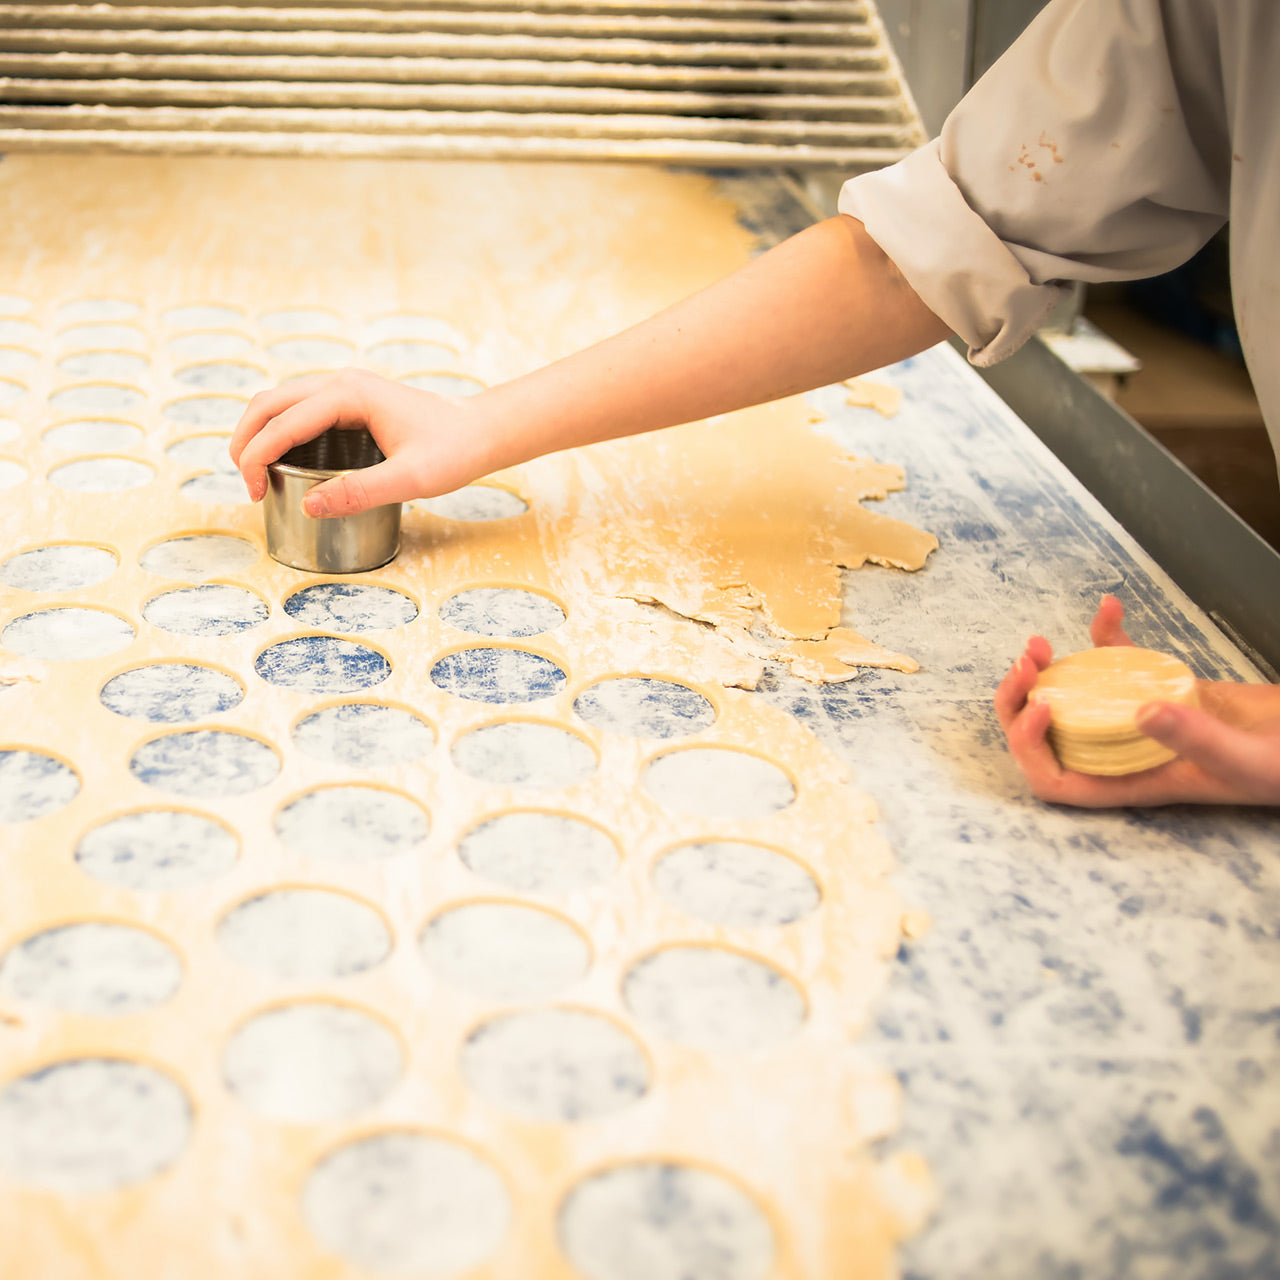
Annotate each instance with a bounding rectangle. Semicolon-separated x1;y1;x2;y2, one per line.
839;0;1231;365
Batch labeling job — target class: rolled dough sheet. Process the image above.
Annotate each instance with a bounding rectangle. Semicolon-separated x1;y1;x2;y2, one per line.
0;153;933;1280
596;413;937;682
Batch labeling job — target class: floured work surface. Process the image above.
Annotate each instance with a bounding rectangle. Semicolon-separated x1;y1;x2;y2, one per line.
0;156;933;1280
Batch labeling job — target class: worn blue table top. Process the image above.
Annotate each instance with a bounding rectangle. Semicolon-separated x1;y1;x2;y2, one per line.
769;339;1280;1279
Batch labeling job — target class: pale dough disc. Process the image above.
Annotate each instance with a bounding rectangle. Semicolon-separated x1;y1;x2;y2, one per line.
1031;646;1198;776
1031;646;1197;734
1051;733;1178;777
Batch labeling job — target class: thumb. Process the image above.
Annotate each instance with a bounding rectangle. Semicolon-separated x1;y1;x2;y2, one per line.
302;460;412;518
1136;701;1278;793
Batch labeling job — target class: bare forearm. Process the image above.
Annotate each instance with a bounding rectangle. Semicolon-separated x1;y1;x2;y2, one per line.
232;214;951;514
476;214;951;470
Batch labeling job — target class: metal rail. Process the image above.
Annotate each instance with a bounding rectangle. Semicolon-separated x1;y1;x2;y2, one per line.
971;335;1280;678
3;0;875;17
0;77;911;117
4;6;871;40
0;0;924;166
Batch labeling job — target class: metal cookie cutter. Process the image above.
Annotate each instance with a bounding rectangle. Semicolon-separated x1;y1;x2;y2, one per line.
264;427;401;573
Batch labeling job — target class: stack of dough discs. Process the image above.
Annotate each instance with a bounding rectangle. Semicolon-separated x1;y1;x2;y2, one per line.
1030;646;1199;776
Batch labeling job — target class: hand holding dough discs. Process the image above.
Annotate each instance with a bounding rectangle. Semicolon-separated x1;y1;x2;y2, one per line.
1031;646;1198;776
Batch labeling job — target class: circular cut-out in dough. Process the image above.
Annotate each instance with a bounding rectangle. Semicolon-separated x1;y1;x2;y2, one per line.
42;419;144;452
0;1058;192;1194
0;294;31;316
267;337;356;366
365;339;459;368
283;582;419;633
401;372;485;397
458;811;618;894
0;749;80;822
430;647;565;704
167;331;253;362
174;361;268;393
293;702;434;768
558;1161;775;1280
48;456;153;493
49;384;145;416
143;584;269;637
140;533;258;581
57;351;150;381
419;900;590;1002
0;418;19;443
166;433;237;473
164;304;244;330
275;784;429;862
100;662;244;723
223;1001;402;1123
217;887;391;981
302;1130;510;1276
1;544;118;592
575;677;716;740
652;841;821;928
75;809;239;890
439;586;565;638
180;471;254;505
2;606;134;661
0;379;26;407
642;748;795;820
130;729;279;798
0;347;37;375
255;635;391;694
56;322;145;351
0;318;39;344
461;1008;649;1123
0;458;27;489
366;313;465;345
163;395;248;428
56;299;140;324
622;945;805;1053
452;721;596;789
259;307;341;333
417;484;528;522
0;921;182;1016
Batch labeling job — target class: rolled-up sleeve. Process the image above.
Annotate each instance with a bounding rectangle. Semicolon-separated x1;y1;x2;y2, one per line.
839;0;1231;365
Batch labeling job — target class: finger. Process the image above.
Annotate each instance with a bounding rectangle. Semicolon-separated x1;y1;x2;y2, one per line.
1003;694;1066;790
1026;634;1053;669
1195;679;1280;731
994;653;1038;731
1028;759;1207;809
1090;594;1133;648
237;388;362;502
1002;700;1194;808
229;375;329;466
1136;702;1280;802
302;458;418;518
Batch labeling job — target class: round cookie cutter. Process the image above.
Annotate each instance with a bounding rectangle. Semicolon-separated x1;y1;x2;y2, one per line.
264;427;400;573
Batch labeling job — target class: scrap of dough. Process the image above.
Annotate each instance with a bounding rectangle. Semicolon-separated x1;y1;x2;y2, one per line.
843;377;904;418
778;628;920;683
619;606;919;686
548;399;937;685
900;910;933;941
874;1151;936;1238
